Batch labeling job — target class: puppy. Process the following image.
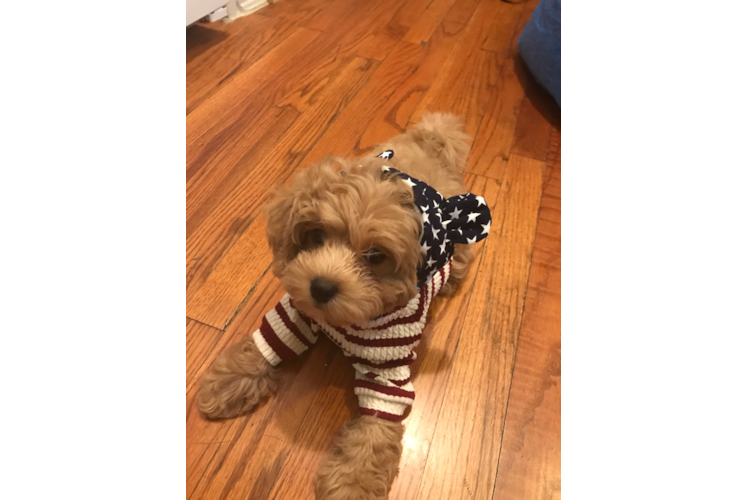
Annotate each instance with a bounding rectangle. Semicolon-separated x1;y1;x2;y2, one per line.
197;113;492;500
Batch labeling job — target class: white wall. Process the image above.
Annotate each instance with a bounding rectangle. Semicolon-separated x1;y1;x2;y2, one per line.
187;0;228;25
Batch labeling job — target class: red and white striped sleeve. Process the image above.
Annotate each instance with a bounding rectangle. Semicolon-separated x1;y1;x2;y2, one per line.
354;363;416;421
251;294;318;366
350;261;452;421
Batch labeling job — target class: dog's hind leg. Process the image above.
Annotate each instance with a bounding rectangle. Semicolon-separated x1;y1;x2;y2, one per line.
407;112;471;172
439;243;474;297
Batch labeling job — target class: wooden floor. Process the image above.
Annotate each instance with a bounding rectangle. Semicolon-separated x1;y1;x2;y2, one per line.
186;0;560;498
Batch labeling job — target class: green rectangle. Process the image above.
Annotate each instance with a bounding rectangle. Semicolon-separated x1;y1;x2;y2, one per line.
561;376;748;500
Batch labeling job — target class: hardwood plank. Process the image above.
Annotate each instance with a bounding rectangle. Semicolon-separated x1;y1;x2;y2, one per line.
260;0;402;115
186;57;380;322
492;130;560;500
186;14;280;115
443;0;482;26
260;0;329;19
177;104;298;308
186;0;334;114
186;105;299;238
359;21;463;149
465;0;536;179
410;0;526;140
188;0;405;155
176;118;187;172
389;173;502;500
483;0;538;55
354;31;401;61
177;29;319;229
186;23;229;64
187;0;409;183
186;319;225;390
303;0;358;32
302;40;425;164
415;154;545;500
385;0;435;40
401;0;458;45
509;15;560;163
187;26;321;155
187;0;411;294
187;219;273;329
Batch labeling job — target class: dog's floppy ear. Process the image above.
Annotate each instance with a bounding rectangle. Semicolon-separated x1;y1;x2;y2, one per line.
264;185;297;265
379;169;417;210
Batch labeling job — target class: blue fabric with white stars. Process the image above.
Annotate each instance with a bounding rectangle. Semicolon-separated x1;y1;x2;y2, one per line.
376;151;492;288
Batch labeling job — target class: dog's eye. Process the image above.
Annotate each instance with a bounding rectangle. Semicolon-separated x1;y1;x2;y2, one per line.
303;228;326;249
364;249;386;265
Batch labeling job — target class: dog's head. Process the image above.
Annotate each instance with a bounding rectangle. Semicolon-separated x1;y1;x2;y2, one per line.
264;157;422;326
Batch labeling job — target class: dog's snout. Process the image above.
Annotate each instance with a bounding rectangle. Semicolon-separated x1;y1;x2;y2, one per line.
310;278;338;304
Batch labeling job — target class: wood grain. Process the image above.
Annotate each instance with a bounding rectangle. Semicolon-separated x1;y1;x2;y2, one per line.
401;0;459;45
177;108;298;300
260;0;329;20
492;129;561;500
359;21;463;149
187;14;279;115
186;319;225;391
354;31;401;61
385;0;435;40
177;122;187;171
186;26;320;151
185;1;338;115
410;0;526;139
302;40;425;164
176;254;187;335
511;86;561;161
443;0;483;26
415;155;545;500
186;105;298;239
187;218;273;329
465;0;537;180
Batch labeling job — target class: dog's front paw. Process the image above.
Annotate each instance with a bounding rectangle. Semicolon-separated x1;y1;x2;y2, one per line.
315;416;404;500
197;335;277;419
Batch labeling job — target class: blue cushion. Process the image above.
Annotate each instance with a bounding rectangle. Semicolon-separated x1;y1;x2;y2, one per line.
517;0;561;106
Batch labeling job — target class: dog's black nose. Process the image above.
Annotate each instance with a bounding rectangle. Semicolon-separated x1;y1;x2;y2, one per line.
310;278;338;304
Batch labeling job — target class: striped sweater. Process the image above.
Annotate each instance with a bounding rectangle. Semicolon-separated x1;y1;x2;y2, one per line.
252;260;452;421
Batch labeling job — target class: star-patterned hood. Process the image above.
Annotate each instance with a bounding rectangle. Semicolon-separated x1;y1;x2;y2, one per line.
375;150;492;288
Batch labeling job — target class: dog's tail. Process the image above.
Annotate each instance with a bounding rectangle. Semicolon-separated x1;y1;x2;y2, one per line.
408;113;471;170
